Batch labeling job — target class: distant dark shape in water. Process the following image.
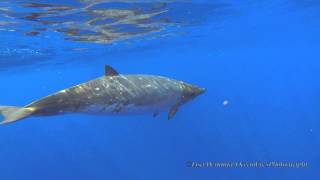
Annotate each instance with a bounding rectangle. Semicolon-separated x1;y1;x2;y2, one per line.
23;3;54;8
0;65;205;124
25;31;40;36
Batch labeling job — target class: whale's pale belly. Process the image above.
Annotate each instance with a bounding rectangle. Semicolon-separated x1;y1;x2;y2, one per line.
83;100;177;115
27;75;185;116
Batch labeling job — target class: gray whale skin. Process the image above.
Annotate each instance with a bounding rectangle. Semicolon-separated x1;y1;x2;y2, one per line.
0;65;205;124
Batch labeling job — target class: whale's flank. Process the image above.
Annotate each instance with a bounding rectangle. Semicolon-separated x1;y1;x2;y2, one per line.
0;106;36;124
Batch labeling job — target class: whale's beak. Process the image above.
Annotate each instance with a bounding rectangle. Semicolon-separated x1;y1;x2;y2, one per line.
190;87;206;99
182;85;206;104
198;87;206;95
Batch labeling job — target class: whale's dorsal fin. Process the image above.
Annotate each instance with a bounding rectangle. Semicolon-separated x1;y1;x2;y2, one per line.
105;65;119;76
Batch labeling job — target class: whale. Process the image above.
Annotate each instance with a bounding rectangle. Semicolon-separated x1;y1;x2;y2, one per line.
0;65;205;124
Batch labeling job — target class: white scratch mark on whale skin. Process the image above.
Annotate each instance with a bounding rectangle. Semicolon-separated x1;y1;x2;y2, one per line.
81;96;178;115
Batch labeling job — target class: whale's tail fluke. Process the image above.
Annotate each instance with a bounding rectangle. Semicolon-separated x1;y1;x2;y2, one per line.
0;106;35;125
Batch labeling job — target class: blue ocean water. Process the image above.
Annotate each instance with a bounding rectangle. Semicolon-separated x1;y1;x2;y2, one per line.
0;0;319;179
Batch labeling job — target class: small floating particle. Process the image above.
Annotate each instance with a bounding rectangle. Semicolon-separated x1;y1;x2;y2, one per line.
223;100;229;106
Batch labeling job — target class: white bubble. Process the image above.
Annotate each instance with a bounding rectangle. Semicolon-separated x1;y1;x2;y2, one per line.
223;100;229;106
